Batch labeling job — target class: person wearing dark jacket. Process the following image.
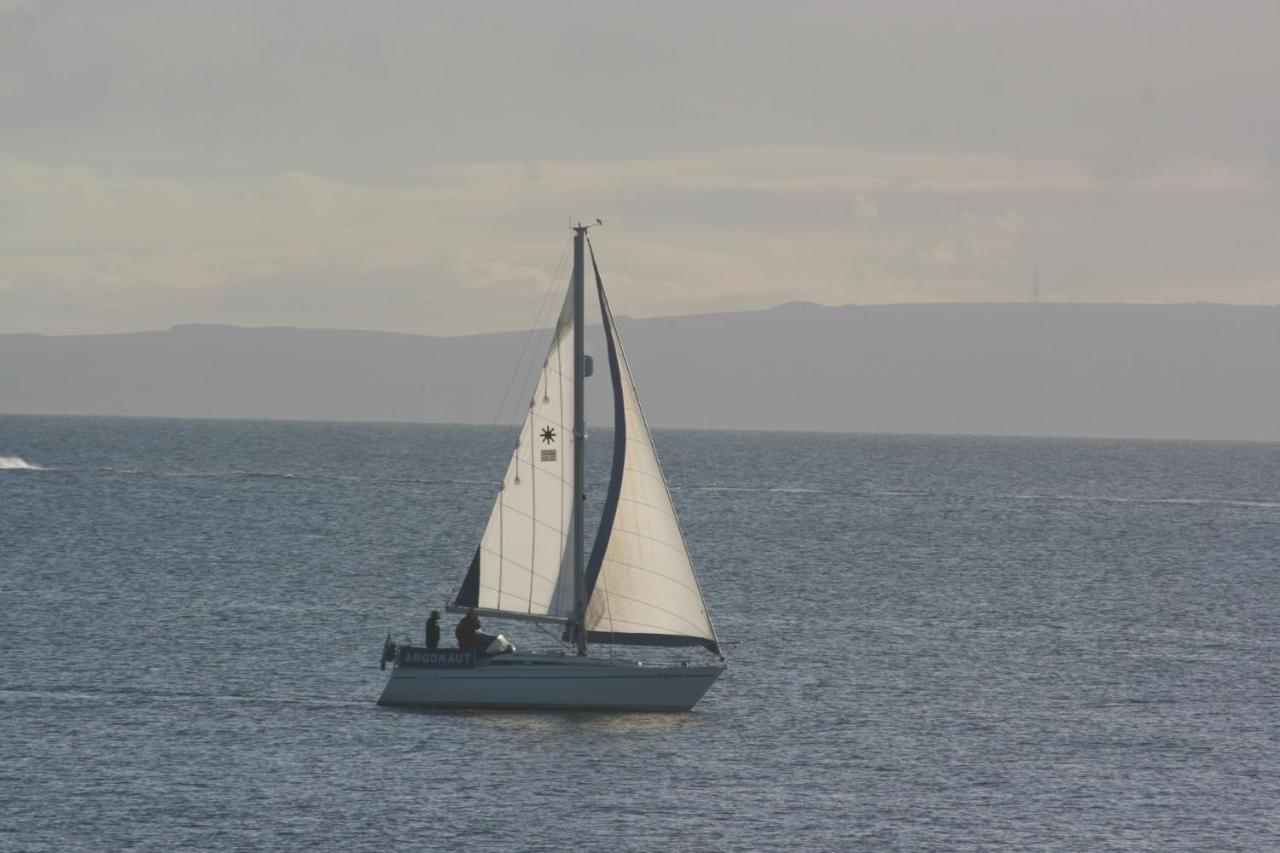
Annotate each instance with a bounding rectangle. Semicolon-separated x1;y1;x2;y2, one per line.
455;609;481;649
425;611;441;649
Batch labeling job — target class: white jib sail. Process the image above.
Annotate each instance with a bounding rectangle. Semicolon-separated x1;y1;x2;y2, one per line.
467;289;577;619
585;280;717;648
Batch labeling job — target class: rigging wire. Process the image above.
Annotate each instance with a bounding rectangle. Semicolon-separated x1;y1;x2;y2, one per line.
487;236;572;431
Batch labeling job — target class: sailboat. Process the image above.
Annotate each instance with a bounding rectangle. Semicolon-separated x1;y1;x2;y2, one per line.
377;223;725;711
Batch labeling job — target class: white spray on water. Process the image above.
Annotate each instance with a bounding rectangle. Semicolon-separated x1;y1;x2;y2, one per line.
0;456;45;470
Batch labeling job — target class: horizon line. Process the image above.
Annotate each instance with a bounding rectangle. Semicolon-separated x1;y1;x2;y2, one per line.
4;299;1278;340
2;409;1278;448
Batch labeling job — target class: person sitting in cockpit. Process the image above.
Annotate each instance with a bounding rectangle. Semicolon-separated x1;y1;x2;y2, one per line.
455;609;481;649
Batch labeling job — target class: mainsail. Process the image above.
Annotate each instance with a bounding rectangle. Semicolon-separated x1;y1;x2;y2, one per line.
583;245;720;653
450;289;577;622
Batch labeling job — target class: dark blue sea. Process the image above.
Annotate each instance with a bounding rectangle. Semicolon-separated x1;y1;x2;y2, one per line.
3;414;1279;851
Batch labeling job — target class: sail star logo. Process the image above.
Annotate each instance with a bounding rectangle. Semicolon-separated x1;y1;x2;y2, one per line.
539;426;557;462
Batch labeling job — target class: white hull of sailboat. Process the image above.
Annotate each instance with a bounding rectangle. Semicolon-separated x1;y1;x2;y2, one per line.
378;652;724;712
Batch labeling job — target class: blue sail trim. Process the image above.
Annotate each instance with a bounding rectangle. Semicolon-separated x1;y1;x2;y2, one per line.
584;240;626;599
587;631;720;654
452;546;481;609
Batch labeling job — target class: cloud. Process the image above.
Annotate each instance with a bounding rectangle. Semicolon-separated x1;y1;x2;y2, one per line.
1123;159;1274;195
921;245;959;268
0;0;37;16
1;146;1278;335
853;194;880;220
428;147;1104;198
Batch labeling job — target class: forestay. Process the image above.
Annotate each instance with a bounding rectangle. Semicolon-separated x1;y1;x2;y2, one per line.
451;290;577;621
584;245;720;653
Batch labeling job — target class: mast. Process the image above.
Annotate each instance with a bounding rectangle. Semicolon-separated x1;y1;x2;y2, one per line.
571;224;589;655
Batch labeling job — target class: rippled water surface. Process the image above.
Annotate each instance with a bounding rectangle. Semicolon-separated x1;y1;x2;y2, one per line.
3;415;1279;851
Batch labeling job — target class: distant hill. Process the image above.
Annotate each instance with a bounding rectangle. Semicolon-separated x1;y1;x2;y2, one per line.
2;303;1278;441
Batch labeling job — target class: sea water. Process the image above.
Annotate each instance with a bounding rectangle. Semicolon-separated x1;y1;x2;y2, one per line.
2;415;1278;851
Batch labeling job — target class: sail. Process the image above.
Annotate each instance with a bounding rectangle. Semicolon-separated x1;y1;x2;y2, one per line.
451;288;576;622
584;246;720;653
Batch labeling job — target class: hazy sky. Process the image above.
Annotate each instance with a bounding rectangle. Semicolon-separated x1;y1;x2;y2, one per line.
3;0;1278;335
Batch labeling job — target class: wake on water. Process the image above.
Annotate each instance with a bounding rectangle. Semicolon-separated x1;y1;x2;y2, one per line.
0;456;44;470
